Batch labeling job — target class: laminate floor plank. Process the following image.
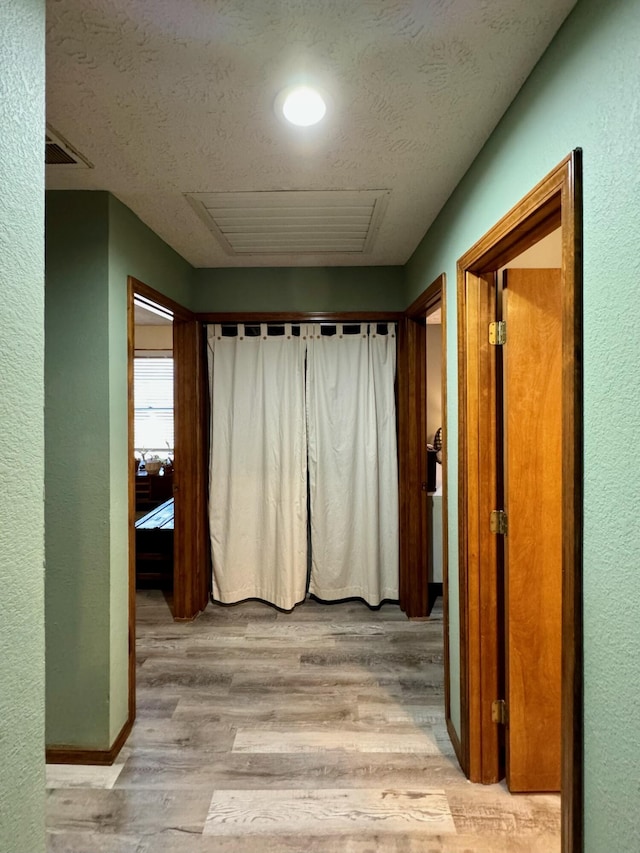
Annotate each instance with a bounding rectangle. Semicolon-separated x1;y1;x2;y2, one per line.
357;701;446;724
46;591;560;851
116;752;471;791
46;787;212;835
172;693;358;724
135;695;182;719
299;651;443;671
227;671;427;694
134;833;557;853
140;644;308;662
47;829;142;852
204;787;455;835
125;719;235;753
232;728;442;754
45;762;126;790
245;621;439;639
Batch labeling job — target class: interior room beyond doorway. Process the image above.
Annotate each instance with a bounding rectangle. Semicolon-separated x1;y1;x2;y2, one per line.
133;297;175;602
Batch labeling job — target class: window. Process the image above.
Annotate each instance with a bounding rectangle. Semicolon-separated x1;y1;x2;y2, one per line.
134;358;174;455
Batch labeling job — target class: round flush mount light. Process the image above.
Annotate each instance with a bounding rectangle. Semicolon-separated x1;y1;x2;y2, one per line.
276;85;328;127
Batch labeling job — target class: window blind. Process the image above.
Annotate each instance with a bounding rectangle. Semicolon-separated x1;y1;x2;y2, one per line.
134;357;174;453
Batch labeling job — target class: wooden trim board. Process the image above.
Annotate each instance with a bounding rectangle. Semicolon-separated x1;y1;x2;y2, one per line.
131;277;193;321
46;716;133;766
126;278;137;729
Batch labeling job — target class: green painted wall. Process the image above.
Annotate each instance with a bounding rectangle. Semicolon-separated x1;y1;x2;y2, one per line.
191;266;406;313
0;1;46;850
406;0;640;849
45;192;112;747
45;192;193;748
109;196;193;309
107;195;192;740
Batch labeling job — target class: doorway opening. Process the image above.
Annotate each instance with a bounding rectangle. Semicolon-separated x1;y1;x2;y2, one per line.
425;299;445;605
133;294;175;604
456;152;582;852
399;274;449;620
127;277;209;725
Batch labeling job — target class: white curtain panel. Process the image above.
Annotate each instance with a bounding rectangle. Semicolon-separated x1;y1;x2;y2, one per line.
207;324;309;610
306;323;399;606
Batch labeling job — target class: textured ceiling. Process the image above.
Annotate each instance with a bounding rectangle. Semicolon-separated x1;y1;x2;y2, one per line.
46;0;576;268
134;303;172;326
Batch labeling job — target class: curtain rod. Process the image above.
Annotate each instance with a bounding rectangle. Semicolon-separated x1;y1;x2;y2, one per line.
216;321;396;327
197;311;404;323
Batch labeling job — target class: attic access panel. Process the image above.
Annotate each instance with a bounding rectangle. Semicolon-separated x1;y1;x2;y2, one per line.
185;189;390;256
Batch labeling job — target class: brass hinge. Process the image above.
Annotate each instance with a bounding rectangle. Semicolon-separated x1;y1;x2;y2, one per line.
491;699;507;725
489;321;506;345
490;509;508;535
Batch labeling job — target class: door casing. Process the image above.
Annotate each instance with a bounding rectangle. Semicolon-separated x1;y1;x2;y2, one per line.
456;152;583;852
127;278;209;724
398;274;449;623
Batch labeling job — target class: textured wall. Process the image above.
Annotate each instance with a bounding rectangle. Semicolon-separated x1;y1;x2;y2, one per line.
108;196;193;308
406;0;640;848
0;1;46;851
135;325;173;351
45;192;112;747
192;266;406;313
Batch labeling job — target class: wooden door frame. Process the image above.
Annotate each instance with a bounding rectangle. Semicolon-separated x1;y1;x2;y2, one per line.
200;310;409;611
398;275;450;615
127;278;209;719
456;151;583;852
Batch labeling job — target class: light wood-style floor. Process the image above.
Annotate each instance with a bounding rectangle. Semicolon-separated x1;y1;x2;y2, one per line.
46;590;560;852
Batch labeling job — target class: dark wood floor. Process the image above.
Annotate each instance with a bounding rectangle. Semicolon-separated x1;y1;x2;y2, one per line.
46;590;560;852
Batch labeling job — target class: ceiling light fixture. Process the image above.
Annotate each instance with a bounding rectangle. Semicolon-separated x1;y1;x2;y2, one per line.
276;85;327;127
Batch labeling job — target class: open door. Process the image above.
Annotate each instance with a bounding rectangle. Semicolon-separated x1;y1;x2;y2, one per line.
397;315;430;617
503;268;562;792
173;315;209;620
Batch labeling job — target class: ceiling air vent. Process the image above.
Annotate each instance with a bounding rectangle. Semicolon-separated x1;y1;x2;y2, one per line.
45;125;93;168
185;189;390;256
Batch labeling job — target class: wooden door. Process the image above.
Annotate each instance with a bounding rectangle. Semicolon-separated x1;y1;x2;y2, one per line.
397;316;432;617
173;316;209;620
503;268;562;792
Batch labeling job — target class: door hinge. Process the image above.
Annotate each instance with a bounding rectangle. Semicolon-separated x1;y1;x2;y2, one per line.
489;320;506;345
490;509;508;535
491;699;507;725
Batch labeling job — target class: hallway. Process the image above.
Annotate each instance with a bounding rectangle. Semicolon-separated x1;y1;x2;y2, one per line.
46;591;560;852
